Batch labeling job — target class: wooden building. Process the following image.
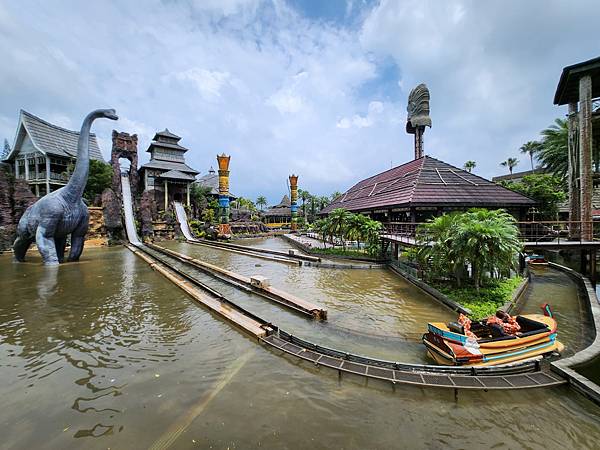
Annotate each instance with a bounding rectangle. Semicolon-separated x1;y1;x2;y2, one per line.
3;110;105;197
139;129;199;211
320;156;534;223
263;195;292;228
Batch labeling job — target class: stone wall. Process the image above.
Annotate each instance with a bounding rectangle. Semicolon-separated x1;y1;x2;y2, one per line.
0;163;36;251
87;207;107;246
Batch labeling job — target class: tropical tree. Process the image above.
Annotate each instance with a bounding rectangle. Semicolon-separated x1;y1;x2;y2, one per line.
256;195;267;211
536;118;568;180
500;174;566;220
519;141;542;171
500;157;519;174
328;208;351;248
416;209;522;292
330;191;342;201
463;160;476;173
190;184;213;218
83;160;112;203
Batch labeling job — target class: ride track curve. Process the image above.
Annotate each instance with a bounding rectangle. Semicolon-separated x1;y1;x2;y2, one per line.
121;180;567;391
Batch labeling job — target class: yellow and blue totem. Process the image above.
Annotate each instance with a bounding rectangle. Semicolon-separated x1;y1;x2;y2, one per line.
217;154;232;236
289;174;299;231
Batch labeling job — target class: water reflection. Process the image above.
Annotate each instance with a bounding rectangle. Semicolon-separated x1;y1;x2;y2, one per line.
1;242;600;449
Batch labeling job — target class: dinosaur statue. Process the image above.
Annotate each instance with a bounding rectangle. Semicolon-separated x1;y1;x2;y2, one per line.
13;109;118;265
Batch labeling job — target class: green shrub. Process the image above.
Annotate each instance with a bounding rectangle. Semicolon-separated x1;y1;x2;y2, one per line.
435;276;523;320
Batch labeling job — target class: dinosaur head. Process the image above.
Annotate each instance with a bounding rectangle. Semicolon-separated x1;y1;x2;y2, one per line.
96;108;118;121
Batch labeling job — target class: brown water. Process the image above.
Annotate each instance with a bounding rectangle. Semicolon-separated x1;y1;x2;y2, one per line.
1;240;599;449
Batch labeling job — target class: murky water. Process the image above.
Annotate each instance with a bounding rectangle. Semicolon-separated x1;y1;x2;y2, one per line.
1;239;600;449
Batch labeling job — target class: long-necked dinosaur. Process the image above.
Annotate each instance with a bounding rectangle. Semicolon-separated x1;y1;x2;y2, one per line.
13;109;118;265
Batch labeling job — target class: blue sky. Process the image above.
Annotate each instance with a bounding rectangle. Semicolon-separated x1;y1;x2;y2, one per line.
1;0;599;205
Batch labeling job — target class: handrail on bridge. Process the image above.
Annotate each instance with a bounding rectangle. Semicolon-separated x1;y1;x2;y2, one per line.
380;221;600;245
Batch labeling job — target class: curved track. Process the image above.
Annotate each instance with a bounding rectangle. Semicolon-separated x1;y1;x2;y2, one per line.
122;184;567;390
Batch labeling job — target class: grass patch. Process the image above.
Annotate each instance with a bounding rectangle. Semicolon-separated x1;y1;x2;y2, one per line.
434;276;524;320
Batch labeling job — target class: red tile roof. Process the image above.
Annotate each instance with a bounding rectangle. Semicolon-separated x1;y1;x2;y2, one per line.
321;156;534;214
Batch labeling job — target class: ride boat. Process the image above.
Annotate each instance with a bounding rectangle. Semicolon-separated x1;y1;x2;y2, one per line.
526;254;548;266
422;304;564;366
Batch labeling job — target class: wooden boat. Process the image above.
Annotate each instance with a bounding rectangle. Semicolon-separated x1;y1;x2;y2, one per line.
526;254;548;266
422;304;564;366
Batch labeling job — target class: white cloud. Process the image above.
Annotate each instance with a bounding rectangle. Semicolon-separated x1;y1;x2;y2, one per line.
169;68;232;101
1;0;599;203
337;101;385;129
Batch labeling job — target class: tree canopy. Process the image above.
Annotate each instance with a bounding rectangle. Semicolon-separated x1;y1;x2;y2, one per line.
83;160;112;203
415;209;522;292
500;174;566;219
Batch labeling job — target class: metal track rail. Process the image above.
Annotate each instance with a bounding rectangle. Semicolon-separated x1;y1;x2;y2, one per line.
127;244;273;337
194;238;321;263
186;239;301;265
261;332;567;390
126;245;567;390
145;243;327;320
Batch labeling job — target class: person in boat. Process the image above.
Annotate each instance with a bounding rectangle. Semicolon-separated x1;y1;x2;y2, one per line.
457;313;477;338
486;310;521;335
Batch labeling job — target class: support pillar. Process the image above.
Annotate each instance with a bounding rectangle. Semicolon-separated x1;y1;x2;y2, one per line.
414;126;424;159
567;102;580;238
393;242;400;260
591;249;597;288
24;158;29;181
186;183;190;207
164;180;168;211
579;75;593;241
217;154;231;237
45;155;50;193
289;174;299;231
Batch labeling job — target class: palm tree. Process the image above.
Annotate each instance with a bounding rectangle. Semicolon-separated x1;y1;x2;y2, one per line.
463;160;476;173
519;141;542;171
328;208;351;249
256;195;267;211
500;157;519;174
537;118;568;180
330;191;342;201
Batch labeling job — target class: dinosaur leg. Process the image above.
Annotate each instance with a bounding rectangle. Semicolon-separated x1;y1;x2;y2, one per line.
36;226;59;266
13;235;33;262
55;236;67;263
68;212;89;262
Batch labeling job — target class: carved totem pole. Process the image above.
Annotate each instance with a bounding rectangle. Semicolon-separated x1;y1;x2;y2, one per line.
217;154;232;237
406;83;432;159
289;174;299;231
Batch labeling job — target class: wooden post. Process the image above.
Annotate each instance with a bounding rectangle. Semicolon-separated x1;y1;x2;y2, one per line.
579;75;593;241
567;102;579;238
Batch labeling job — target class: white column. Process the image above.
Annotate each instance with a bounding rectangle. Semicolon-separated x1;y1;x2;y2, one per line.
164;180;168;211
14;159;19;178
24;158;29;180
45;155;51;193
186;183;190;207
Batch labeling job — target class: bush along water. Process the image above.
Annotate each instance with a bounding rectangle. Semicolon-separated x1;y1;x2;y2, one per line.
310;208;383;257
411;209;524;318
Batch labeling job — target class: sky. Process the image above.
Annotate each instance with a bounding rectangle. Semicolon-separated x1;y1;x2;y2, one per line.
1;0;599;205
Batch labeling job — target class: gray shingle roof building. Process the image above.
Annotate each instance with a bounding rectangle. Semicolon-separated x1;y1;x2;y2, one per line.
7;110;104;162
4;110;106;197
